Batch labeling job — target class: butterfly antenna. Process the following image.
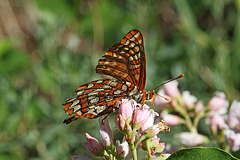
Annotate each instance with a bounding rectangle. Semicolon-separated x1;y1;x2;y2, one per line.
153;74;184;91
156;93;170;101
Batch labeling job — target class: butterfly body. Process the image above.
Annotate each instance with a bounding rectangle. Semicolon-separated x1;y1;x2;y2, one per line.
63;30;155;124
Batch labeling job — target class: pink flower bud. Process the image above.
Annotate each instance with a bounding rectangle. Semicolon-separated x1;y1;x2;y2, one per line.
82;133;103;156
208;92;229;113
195;101;204;114
163;81;180;98
132;105;151;130
161;112;181;126
118;114;126;131
99;117;113;147
125;121;133;134
227;100;240;129
118;99;135;122
149;137;165;155
177;132;207;146
143;121;170;138
140;108;159;133
116;141;130;158
182;91;197;108
229;133;240;151
209;115;225;133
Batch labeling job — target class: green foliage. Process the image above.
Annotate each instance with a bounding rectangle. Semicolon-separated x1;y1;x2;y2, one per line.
0;0;239;159
167;147;238;160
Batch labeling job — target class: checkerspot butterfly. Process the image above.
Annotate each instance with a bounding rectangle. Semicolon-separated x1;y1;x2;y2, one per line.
63;30;156;124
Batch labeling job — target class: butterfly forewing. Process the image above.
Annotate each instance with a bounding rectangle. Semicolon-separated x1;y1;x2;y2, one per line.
63;79;143;123
96;30;146;91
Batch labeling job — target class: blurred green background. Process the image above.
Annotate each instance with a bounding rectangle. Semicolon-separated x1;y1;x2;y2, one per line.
0;0;240;159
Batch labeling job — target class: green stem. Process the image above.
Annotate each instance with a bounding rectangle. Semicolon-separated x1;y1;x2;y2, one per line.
126;129;137;160
135;135;146;148
144;139;152;160
175;97;197;133
184;115;197;133
131;147;138;160
128;139;137;160
193;112;204;129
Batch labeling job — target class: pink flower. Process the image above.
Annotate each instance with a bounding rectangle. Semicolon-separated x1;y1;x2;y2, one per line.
143;121;170;138
154;89;170;110
195;101;204;114
118;99;135;122
227;100;240;129
182;91;197;108
149;137;165;155
116;141;130;158
99;117;113;147
132;105;151;130
140;108;159;133
229;133;240;151
161;112;181;126
163;81;180;98
209;115;226;133
208;92;229;114
82;133;103;156
177;132;207;146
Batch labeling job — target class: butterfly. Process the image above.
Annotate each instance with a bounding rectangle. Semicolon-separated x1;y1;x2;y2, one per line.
63;30;156;124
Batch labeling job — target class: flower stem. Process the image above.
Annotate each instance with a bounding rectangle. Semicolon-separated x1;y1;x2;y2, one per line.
126;129;138;160
128;140;137;160
135;135;146;147
175;97;197;133
184;115;197;133
131;147;138;160
144;139;152;160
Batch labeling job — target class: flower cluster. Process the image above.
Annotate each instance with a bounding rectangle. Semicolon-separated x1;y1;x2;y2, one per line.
154;80;240;152
75;99;170;160
69;80;240;159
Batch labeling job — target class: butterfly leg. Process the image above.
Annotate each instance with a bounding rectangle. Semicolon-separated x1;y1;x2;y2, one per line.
101;112;111;125
100;105;118;125
152;102;155;110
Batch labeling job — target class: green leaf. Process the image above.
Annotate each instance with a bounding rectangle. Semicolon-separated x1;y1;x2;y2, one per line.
167;147;238;160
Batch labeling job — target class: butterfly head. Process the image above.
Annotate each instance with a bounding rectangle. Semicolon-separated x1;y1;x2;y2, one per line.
145;90;156;104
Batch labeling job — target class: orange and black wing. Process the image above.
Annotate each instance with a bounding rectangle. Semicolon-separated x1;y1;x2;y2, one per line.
63;79;138;124
96;30;146;91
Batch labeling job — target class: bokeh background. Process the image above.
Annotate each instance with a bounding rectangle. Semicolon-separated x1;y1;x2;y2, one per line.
0;0;239;159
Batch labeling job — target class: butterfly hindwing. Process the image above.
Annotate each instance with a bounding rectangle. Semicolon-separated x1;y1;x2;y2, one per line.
96;30;146;91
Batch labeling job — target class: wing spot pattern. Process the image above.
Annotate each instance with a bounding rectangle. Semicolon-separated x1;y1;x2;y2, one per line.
114;90;122;95
124;40;130;45
129;42;135;48
88;83;94;88
90;97;99;104
134;46;139;52
129;49;134;55
122;85;127;91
